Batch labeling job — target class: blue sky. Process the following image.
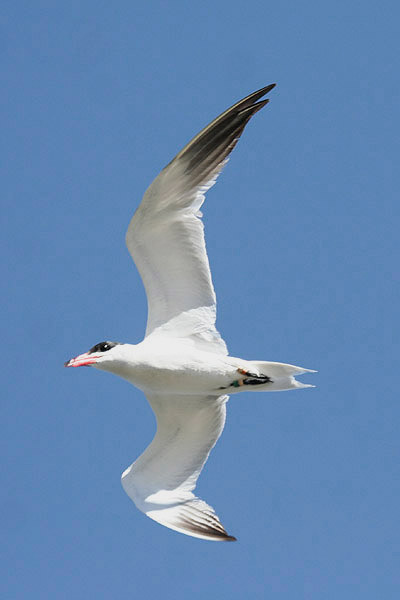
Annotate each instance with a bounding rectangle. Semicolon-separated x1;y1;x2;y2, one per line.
2;1;399;598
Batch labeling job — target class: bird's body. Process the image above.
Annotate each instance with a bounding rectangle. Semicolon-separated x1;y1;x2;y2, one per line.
89;339;313;395
66;84;315;541
95;340;236;394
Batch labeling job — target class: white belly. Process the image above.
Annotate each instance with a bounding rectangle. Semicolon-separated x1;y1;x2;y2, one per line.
96;340;241;395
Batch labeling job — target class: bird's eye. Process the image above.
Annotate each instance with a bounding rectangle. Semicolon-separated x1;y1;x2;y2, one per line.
88;341;118;354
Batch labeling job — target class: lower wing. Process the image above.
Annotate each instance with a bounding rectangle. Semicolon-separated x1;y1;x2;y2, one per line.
121;392;236;541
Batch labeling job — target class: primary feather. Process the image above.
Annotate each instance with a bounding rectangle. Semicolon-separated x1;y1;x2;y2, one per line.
66;84;315;541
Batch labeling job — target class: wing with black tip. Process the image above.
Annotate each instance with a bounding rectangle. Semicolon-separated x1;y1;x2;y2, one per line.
121;393;236;541
126;85;275;353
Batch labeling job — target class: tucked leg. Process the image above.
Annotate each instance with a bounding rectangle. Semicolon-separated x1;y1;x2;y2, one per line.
220;368;274;389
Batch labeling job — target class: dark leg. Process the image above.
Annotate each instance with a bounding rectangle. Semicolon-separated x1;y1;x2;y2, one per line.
238;368;273;384
219;368;273;389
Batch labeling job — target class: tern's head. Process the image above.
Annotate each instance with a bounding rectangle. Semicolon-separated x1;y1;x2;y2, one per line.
64;341;121;368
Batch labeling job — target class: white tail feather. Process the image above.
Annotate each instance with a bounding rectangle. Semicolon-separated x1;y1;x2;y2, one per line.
229;361;316;392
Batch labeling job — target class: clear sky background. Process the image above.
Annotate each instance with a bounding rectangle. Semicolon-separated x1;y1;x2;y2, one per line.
2;1;399;598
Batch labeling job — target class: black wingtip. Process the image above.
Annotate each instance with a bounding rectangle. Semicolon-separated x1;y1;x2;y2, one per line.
172;82;277;184
247;83;276;103
247;98;270;112
224;534;237;542
256;84;276;103
238;84;275;106
262;82;277;93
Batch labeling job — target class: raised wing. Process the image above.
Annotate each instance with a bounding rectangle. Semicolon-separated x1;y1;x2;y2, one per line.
126;84;275;353
121;393;236;541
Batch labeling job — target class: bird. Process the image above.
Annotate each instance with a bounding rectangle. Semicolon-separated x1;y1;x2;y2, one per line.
65;84;315;542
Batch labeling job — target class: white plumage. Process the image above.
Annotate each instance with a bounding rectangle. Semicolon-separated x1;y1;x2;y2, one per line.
66;85;315;541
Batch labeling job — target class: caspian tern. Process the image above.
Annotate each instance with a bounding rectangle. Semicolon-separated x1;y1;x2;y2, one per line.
65;84;315;542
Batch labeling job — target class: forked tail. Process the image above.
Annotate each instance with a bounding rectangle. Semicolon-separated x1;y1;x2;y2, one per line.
227;361;316;392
